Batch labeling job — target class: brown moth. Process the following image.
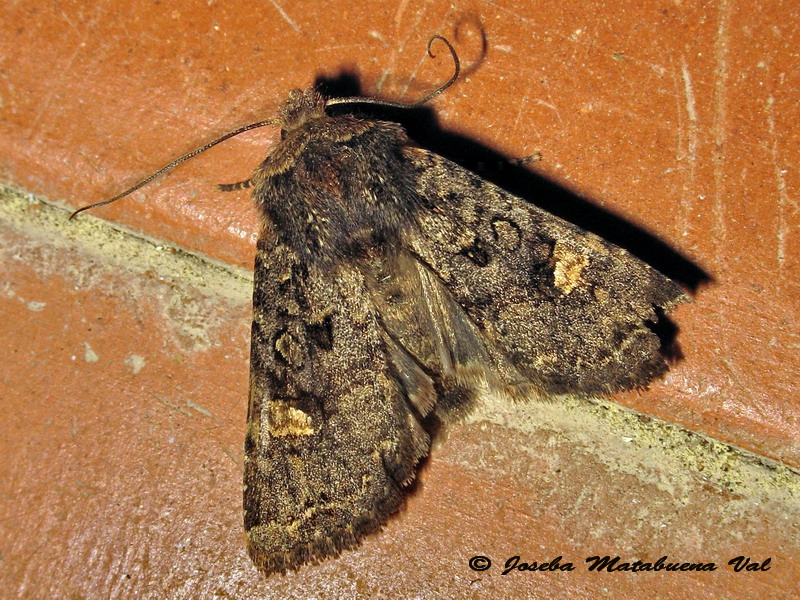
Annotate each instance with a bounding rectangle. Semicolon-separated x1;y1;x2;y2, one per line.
72;37;688;575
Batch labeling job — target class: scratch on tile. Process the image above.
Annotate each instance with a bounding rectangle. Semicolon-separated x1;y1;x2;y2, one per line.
672;57;695;238
480;0;533;24
186;399;213;418
680;56;700;198
712;0;731;242
680;59;698;145
533;98;563;123
375;68;391;94
57;9;84;41
671;61;685;162
267;0;301;34
721;358;755;398
222;446;241;465
382;0;440;98
393;0;411;27
581;100;670;129
399;11;451;100
510;93;529;138
765;95;793;285
29;43;83;136
155;395;193;417
315;44;360;53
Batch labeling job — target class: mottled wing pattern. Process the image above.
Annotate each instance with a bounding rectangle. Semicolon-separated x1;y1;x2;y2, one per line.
244;234;431;573
401;147;688;397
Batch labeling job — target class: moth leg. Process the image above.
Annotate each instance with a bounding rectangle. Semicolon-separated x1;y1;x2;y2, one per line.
218;178;253;191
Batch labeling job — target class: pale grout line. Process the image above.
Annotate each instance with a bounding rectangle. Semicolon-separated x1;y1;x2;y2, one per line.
0;183;253;301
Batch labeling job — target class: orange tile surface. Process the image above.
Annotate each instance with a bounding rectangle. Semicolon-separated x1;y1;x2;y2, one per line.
1;0;798;597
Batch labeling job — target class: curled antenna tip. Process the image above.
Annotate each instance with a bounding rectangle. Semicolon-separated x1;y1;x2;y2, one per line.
427;34;449;57
422;35;460;101
326;35;461;110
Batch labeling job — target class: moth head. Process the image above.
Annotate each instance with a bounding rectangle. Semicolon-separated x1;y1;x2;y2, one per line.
279;89;327;133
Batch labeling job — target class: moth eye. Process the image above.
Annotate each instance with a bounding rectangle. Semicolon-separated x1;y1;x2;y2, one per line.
280;129;288;140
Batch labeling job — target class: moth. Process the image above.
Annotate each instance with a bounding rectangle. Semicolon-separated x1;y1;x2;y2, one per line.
72;37;688;575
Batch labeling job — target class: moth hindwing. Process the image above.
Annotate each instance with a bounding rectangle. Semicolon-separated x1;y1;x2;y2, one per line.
243;88;687;574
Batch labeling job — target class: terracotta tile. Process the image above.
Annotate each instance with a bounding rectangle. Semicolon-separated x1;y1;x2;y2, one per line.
3;188;798;597
1;0;798;596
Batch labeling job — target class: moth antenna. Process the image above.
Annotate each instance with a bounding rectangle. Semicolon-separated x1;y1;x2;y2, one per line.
69;118;278;219
325;34;461;110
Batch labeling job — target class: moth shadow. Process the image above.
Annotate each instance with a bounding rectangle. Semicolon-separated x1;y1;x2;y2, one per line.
319;73;708;366
319;73;711;293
